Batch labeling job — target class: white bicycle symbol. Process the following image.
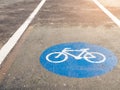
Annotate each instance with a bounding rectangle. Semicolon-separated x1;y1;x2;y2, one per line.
46;48;106;63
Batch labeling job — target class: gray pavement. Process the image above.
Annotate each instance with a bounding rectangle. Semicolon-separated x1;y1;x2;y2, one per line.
0;0;40;48
0;0;36;8
0;0;120;90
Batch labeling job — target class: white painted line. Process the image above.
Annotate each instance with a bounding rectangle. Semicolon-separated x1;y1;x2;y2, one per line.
92;0;120;27
0;0;46;64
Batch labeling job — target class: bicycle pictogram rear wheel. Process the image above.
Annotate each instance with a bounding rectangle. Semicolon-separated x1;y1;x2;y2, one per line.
46;52;68;63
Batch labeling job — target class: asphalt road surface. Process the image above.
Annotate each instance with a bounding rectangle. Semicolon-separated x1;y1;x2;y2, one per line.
0;0;40;48
0;0;120;90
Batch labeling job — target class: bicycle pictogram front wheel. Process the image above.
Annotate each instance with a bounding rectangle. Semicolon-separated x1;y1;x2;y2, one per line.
46;52;68;63
84;52;106;63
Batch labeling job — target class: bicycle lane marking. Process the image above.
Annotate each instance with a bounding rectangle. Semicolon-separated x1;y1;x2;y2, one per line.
0;0;46;65
92;0;120;27
40;42;118;78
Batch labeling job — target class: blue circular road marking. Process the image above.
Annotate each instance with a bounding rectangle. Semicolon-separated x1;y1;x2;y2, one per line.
40;42;117;78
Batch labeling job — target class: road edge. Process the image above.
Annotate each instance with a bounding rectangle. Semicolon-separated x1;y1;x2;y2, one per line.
0;0;46;65
92;0;120;27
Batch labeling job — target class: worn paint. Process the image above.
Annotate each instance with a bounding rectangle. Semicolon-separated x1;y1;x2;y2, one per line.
40;42;117;78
